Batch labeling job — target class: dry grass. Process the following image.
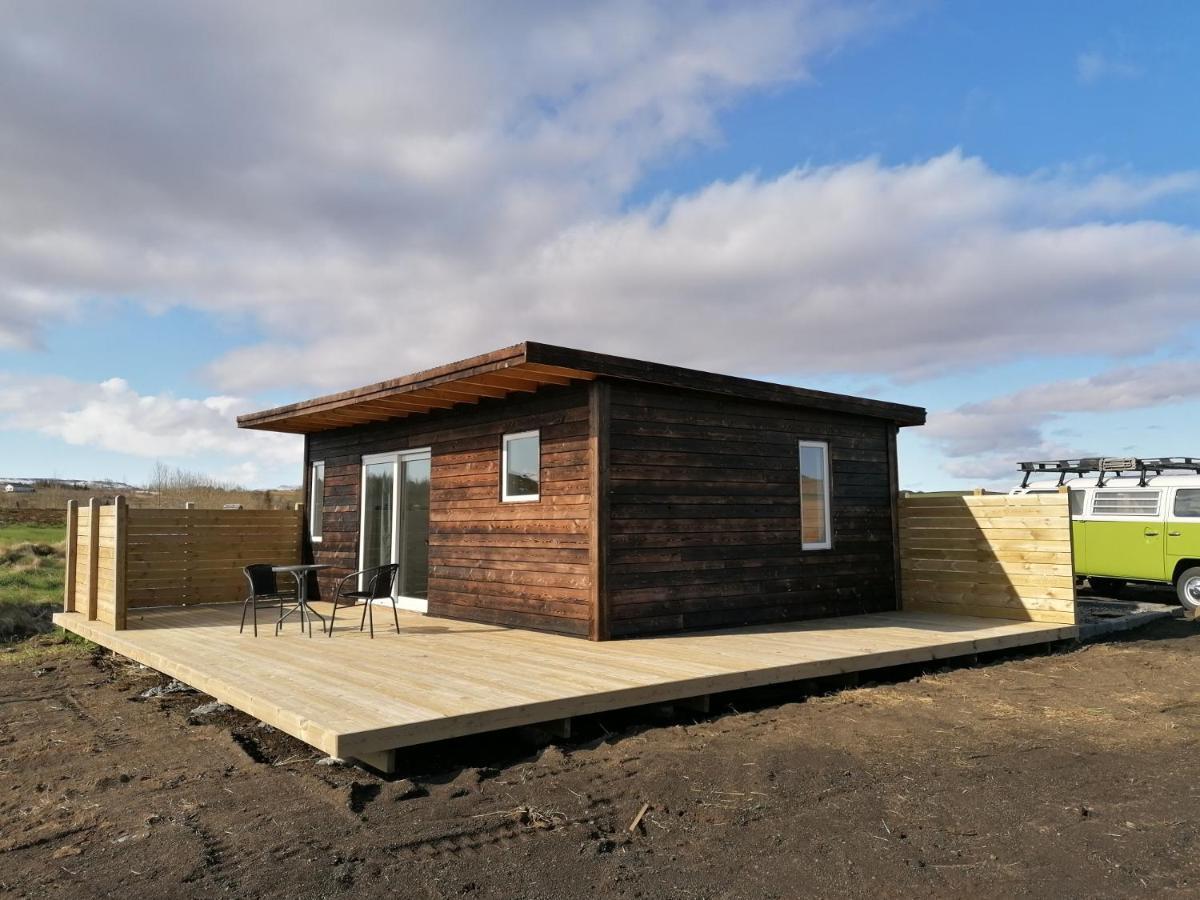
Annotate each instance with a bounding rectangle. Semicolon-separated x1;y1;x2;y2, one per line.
0;529;67;642
1;484;300;511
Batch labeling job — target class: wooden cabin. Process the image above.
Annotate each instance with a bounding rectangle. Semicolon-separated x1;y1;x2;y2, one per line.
238;343;925;640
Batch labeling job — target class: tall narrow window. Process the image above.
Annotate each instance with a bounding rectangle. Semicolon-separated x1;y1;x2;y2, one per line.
799;440;831;550
309;460;325;542
502;430;540;502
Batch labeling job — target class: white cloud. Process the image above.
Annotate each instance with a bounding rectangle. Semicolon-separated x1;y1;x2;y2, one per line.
924;360;1200;484
2;0;1200;501
0;1;878;349
2;4;1197;400
0;373;300;480
1076;50;1141;85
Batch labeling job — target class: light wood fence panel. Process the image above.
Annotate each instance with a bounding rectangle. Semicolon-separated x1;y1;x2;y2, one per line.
899;493;1076;625
64;501;303;629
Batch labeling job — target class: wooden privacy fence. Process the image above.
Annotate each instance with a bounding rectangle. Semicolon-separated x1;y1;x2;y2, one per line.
64;498;303;630
899;492;1076;625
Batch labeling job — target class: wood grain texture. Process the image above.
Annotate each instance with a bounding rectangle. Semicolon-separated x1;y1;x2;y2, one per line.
588;380;611;641
307;384;594;637
899;493;1077;625
55;604;1075;758
86;498;100;621
604;382;900;637
63;501;78;612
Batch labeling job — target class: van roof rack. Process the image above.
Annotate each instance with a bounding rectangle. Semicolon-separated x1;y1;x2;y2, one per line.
1017;457;1200;488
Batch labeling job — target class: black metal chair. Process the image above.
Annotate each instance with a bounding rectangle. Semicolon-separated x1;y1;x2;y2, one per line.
239;564;297;637
328;564;401;638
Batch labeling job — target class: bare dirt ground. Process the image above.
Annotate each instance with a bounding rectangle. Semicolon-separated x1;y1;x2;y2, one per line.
2;619;1198;899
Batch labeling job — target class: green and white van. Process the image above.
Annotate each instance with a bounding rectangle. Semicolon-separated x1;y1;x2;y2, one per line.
1013;458;1200;609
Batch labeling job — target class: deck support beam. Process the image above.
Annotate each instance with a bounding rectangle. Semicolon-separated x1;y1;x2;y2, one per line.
676;695;711;715
353;749;398;775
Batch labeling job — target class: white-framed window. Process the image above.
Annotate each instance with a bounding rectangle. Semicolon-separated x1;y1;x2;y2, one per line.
1175;489;1200;518
309;460;325;542
1091;490;1162;517
1068;489;1086;516
798;439;832;550
502;430;540;502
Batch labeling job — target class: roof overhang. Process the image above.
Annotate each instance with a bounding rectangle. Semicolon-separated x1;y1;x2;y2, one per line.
237;342;926;434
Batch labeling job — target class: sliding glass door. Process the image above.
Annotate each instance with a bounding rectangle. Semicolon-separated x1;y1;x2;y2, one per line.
362;459;395;575
397;454;430;601
360;449;431;612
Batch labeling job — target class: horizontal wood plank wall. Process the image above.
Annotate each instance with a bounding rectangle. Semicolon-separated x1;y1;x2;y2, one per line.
307;385;593;637
605;382;898;637
899;493;1076;624
94;506;118;626
72;507;92;616
122;508;302;610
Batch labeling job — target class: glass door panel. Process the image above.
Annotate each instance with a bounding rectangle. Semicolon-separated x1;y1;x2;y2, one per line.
362;461;395;574
398;456;430;600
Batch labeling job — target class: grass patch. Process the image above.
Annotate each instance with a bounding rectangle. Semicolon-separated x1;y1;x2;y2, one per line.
0;526;66;643
0;523;65;545
0;629;95;666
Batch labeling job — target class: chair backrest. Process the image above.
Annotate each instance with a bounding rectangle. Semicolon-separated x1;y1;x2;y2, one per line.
244;564;279;596
364;563;400;600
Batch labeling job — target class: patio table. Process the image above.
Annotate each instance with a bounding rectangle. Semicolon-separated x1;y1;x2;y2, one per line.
273;564;332;637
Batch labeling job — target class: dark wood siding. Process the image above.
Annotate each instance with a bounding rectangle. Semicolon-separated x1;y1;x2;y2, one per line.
306;384;592;637
605;382;898;637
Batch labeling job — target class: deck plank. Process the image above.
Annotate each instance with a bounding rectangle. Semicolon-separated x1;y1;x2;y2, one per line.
54;605;1075;758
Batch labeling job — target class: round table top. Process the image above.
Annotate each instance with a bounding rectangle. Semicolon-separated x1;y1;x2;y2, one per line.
271;563;333;573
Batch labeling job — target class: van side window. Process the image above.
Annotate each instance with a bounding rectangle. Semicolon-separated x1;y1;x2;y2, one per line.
1091;490;1161;516
1174;489;1200;518
1068;490;1085;516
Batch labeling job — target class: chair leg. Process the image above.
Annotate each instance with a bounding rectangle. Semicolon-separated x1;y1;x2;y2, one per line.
391;596;400;634
328;598;337;636
240;597;250;634
360;599;368;632
368;601;374;639
252;600;258;638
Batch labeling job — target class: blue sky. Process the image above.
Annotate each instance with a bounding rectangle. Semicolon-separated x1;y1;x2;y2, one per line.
1;1;1198;490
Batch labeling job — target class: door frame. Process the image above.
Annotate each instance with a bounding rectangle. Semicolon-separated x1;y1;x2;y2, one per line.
359;448;432;613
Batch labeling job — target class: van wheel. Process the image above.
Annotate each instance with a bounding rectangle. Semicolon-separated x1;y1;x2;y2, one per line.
1088;577;1125;596
1176;567;1200;611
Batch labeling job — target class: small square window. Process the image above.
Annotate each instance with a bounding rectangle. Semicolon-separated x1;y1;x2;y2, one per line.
502;431;540;502
309;460;325;541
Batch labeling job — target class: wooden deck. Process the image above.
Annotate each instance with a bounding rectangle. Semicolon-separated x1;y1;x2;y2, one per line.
54;605;1076;762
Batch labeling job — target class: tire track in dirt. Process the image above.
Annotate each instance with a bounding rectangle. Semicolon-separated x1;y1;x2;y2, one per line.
380;808;597;861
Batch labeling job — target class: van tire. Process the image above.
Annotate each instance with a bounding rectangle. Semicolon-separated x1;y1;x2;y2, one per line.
1176;567;1200;611
1088;577;1125;596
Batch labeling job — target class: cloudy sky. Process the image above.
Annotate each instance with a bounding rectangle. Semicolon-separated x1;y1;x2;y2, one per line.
2;1;1198;489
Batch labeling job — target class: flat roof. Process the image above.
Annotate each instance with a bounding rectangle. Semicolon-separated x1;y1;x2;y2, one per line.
237;341;926;434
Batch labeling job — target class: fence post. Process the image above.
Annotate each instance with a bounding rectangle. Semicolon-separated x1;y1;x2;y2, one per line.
294;501;306;561
64;500;78;612
113;495;128;630
86;497;100;621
